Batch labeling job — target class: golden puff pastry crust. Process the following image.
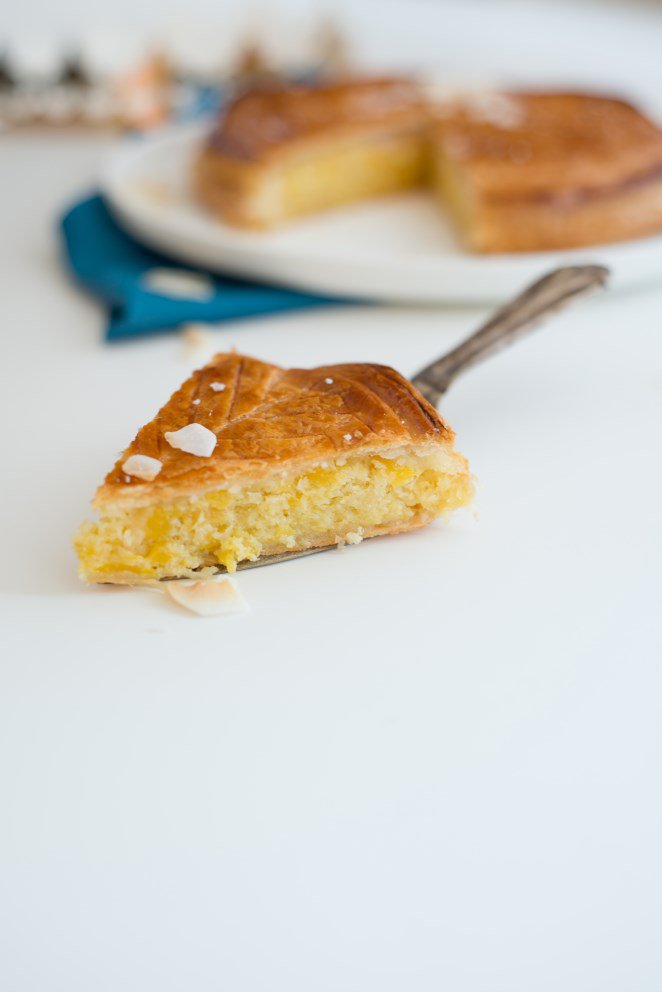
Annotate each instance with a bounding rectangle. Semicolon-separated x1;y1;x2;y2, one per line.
94;352;458;510
76;353;473;583
195;78;662;251
434;91;662;251
194;76;430;228
205;76;428;162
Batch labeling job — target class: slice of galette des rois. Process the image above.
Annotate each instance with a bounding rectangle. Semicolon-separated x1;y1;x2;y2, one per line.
75;352;474;583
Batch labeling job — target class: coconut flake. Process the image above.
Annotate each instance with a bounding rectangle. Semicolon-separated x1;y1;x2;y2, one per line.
428;82;523;130
180;324;216;363
143;268;215;301
164;423;217;457
462;91;523;129
164;578;248;617
122;454;163;481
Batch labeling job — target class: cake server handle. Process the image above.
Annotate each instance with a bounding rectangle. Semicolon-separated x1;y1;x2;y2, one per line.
410;265;609;408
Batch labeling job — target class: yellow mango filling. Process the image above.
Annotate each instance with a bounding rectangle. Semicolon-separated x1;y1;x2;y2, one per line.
250;131;430;225
75;451;472;583
432;145;476;244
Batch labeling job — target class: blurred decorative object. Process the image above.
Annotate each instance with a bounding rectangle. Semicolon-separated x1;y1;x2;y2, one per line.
114;52;173;130
0;53;15;131
315;18;352;77
0;13;352;131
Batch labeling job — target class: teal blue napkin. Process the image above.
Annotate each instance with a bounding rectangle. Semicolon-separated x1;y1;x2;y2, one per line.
60;195;350;341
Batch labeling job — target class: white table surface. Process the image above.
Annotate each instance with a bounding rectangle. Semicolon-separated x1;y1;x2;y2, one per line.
2;116;662;992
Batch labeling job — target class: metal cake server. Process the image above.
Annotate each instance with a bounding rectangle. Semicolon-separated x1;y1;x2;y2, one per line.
228;264;609;572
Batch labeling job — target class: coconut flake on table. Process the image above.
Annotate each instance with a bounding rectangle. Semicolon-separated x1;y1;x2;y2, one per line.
180;323;218;363
164;577;248;617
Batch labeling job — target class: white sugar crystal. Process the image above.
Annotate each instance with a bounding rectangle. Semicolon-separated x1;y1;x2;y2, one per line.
121;454;162;481
164;578;248;617
164;423;217;457
324;377;334;384
210;382;226;392
192;398;201;405
343;433;353;441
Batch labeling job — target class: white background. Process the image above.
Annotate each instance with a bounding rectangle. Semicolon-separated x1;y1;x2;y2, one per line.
4;0;662;108
1;2;662;990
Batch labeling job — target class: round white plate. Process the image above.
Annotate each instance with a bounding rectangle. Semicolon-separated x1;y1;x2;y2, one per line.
102;122;662;304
